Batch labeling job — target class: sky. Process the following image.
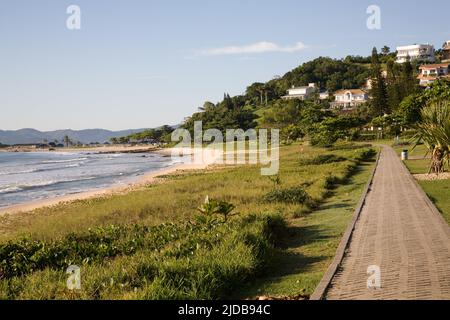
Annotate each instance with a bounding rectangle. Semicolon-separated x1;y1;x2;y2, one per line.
1;0;449;131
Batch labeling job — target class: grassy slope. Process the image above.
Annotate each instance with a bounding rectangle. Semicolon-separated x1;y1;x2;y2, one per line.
392;144;450;225
0;145;368;241
0;144;377;299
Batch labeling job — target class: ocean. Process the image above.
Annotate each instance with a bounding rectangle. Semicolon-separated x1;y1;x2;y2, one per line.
0;151;182;208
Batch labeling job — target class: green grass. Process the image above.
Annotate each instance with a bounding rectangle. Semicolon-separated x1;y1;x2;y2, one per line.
392;143;450;225
419;181;450;224
0;214;284;300
0;143;377;299
235;161;375;298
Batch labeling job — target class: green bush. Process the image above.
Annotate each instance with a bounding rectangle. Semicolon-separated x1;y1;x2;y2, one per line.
328;143;373;151
299;154;347;166
353;148;377;162
263;186;316;209
0;213;286;300
0;223;209;280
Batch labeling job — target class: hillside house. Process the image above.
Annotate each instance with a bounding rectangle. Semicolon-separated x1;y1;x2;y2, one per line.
396;44;435;64
417;63;450;86
330;89;369;110
442;41;450;62
282;83;317;100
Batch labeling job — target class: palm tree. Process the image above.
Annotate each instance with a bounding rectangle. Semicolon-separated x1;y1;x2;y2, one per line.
413;99;450;174
63;135;72;148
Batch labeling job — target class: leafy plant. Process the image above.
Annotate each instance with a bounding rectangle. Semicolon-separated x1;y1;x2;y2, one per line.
0;213;286;300
215;201;237;222
412;99;450;174
263;186;315;209
267;175;282;189
197;196;238;222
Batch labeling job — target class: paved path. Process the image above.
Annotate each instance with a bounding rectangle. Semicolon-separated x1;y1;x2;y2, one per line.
325;146;450;300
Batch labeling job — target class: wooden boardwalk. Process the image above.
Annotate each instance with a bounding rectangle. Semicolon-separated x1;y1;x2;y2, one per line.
324;146;450;300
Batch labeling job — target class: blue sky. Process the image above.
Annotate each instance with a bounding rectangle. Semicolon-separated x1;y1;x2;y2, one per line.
1;0;449;131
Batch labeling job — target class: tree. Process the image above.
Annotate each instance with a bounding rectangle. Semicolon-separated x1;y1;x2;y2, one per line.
369;47;388;116
118;136;129;144
396;79;450;126
381;46;391;55
413;99;450;174
396;94;424;126
109;137;118;144
183;99;256;134
281;124;304;144
198;101;216;112
259;100;301;129
309;115;364;147
400;56;418;97
283;57;370;93
386;59;402;112
63;135;72;148
246;82;266;106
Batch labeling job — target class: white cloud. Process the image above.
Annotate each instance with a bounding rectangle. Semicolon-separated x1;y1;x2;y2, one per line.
198;41;308;56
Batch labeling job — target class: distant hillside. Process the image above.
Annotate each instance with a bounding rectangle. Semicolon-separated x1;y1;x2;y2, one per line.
0;128;150;145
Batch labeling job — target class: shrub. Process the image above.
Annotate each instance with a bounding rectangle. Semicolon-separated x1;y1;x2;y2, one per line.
197;196;237;222
353;148;377;162
328;143;373;151
263;186;316;209
0;213;287;300
299;154;347;166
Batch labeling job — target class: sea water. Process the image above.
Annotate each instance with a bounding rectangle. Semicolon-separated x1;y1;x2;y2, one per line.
0;151;182;208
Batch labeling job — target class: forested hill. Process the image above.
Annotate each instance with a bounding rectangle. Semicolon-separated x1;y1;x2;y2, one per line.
246;56;371;104
182;56;374;132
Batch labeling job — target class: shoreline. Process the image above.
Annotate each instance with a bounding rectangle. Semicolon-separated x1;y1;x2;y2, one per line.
0;145;163;154
0;147;211;216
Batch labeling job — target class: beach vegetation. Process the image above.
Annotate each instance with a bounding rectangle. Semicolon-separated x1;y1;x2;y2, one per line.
0;144;377;299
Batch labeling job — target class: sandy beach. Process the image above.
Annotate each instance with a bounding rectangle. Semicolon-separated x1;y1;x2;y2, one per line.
0;147;217;216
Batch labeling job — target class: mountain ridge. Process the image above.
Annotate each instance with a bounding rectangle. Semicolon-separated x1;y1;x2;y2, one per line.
0;128;150;145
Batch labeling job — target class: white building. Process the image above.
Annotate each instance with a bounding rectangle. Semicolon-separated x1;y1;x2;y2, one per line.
417;63;450;86
396;44;435;64
331;89;369;110
319;91;329;100
443;41;450;62
282;83;317;100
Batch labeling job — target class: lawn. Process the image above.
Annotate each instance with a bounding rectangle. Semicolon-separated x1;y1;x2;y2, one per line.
0;143;377;299
392;143;450;225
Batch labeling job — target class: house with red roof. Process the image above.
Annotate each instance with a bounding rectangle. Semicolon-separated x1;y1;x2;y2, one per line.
417;63;450;86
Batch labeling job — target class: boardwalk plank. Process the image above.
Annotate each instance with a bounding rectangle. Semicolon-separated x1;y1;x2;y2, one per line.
325;146;450;300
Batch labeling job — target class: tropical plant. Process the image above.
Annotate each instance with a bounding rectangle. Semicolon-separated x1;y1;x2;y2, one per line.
413;100;450;174
63;135;72;148
215;201;237;222
197;196;237;222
